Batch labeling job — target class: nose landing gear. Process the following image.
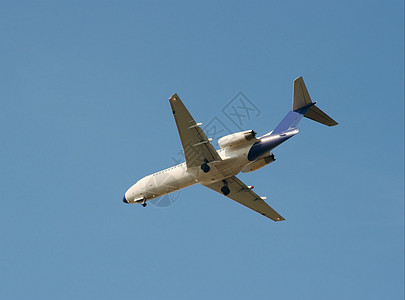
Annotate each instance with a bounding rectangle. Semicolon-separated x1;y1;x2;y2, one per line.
135;197;147;207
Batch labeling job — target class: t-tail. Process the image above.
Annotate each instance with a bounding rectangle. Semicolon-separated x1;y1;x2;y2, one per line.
271;77;338;135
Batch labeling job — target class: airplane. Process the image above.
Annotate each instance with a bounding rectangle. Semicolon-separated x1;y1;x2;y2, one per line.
122;77;338;221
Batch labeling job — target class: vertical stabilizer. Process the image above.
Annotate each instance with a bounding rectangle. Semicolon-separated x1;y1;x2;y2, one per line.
293;77;313;111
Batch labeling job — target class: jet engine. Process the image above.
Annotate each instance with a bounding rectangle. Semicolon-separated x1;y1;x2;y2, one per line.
241;154;275;173
218;130;258;149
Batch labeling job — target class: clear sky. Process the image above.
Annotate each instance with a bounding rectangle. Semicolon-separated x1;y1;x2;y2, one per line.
0;1;403;299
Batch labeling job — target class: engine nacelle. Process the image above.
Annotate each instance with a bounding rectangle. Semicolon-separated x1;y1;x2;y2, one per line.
241;154;275;173
218;130;257;149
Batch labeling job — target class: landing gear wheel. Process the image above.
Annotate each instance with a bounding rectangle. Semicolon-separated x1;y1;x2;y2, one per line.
221;186;230;196
201;159;210;173
141;203;147;207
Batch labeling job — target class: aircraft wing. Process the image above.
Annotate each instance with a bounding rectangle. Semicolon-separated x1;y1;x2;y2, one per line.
203;176;285;221
169;94;222;168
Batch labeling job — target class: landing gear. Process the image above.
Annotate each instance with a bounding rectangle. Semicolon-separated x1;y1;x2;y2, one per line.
221;180;230;196
201;159;210;173
221;186;230;196
141;203;147;207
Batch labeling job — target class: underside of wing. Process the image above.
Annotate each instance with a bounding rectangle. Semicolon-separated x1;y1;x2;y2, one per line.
203;176;285;222
169;94;221;168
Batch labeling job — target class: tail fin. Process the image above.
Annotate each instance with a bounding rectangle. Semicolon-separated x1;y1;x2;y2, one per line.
293;77;338;126
270;77;338;136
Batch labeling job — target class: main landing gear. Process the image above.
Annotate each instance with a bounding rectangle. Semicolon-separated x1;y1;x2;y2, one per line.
221;180;230;196
201;159;210;173
141;203;147;207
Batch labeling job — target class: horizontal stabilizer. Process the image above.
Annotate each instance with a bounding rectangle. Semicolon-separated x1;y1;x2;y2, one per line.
304;105;338;126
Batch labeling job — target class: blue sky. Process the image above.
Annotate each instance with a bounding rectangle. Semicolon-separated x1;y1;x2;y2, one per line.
0;0;403;299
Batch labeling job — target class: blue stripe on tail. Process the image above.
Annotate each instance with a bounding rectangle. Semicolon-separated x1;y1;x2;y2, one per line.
271;102;315;136
247;103;314;161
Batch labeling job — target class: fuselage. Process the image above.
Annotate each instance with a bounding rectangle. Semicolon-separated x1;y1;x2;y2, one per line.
123;128;299;204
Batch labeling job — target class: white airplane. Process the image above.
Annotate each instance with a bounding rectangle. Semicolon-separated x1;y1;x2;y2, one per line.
123;77;337;221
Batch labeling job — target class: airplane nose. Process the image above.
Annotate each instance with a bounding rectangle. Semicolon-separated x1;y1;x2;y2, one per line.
122;195;128;204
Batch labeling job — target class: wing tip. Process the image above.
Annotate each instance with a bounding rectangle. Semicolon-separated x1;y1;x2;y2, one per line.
262;213;285;222
169;93;179;101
